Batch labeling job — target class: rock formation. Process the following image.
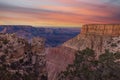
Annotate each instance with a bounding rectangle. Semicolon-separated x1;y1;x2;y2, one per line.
63;24;120;57
47;24;120;80
81;24;120;36
0;33;47;80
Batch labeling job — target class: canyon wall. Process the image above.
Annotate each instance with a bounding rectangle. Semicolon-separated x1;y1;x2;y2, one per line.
81;24;120;36
46;46;76;80
64;24;120;56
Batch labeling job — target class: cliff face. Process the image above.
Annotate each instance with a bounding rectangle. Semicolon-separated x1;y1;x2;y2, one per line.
63;24;120;56
81;24;120;36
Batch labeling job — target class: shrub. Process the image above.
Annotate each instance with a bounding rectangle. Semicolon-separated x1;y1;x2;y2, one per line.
111;43;117;47
58;48;120;80
2;39;9;44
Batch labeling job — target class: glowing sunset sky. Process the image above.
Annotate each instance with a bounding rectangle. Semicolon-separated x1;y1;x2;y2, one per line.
0;0;120;27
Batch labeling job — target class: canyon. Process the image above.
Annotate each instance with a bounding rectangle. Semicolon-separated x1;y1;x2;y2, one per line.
0;24;120;80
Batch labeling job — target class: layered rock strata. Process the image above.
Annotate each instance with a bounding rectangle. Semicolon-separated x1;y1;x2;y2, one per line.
81;24;120;36
64;24;120;57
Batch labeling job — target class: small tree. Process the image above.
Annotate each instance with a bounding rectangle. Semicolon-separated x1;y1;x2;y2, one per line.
2;39;9;44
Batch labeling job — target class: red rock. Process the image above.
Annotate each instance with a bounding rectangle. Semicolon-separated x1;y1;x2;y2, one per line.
81;24;120;36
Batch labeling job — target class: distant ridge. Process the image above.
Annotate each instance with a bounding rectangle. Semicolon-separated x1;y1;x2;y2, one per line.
0;25;80;47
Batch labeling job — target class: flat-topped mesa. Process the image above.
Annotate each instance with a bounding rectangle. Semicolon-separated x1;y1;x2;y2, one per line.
81;24;120;36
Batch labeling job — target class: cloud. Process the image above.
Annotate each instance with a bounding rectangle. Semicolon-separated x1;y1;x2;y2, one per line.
108;0;120;4
0;0;120;26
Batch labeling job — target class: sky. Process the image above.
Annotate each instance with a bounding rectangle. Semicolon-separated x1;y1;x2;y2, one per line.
0;0;120;27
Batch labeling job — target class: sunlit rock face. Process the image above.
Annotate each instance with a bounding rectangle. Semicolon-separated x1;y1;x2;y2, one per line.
0;33;47;80
63;24;120;57
81;24;120;36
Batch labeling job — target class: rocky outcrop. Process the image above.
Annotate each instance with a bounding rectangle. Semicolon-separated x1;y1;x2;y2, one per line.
0;33;47;80
63;24;120;57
